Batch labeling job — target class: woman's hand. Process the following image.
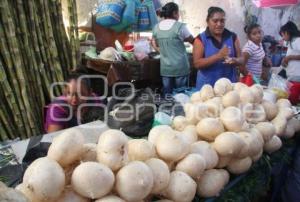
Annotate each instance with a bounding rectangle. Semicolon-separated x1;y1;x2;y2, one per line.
224;57;245;66
282;55;300;67
239;66;248;76
261;69;269;81
151;39;160;52
224;57;237;65
217;45;230;60
263;57;272;68
281;56;290;67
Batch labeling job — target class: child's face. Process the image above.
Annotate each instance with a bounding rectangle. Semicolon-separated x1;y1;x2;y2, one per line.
281;32;290;41
65;79;90;110
249;27;263;44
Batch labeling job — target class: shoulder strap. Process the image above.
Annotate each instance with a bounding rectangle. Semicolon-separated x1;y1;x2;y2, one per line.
153;24;158;37
198;32;206;46
173;21;184;34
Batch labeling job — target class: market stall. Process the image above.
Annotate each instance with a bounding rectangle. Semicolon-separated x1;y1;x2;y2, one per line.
1;78;300;202
1;0;300;202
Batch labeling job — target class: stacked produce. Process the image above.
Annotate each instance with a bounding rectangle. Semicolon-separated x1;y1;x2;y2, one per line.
15;78;300;202
0;181;28;202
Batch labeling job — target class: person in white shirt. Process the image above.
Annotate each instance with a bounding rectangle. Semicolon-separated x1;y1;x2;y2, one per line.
280;21;300;78
279;22;300;202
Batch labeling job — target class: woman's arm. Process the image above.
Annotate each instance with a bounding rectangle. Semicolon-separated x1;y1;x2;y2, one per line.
261;56;272;81
287;55;300;60
193;38;228;69
239;52;250;75
282;55;300;66
184;35;194;44
151;39;160;52
180;25;194;44
45;104;67;133
224;38;245;66
282;39;300;66
235;38;242;58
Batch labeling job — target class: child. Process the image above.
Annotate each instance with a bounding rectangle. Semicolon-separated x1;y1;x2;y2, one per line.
241;24;266;80
280;21;300;78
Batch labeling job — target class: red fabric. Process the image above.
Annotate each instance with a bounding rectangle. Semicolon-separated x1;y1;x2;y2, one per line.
289;81;300;105
240;74;254;86
253;0;298;7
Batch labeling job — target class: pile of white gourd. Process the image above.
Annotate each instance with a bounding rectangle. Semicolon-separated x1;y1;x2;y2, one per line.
15;78;300;202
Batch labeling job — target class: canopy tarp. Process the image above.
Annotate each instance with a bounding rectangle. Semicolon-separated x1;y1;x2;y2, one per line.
253;0;298;7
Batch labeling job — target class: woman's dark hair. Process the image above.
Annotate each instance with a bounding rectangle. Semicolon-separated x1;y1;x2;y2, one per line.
206;6;225;21
279;21;300;44
160;2;178;19
66;73;91;90
244;24;260;36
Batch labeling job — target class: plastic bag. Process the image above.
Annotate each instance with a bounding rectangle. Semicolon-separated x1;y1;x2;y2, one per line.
107;88;155;137
0;145;23;187
153;0;162;11
0;136;50;187
96;0;126;27
288;80;300;105
268;73;290;99
240;74;254;86
134;39;151;61
137;5;150;31
152;112;172;127
173;93;191;106
143;0;159;29
154;96;185;117
110;0;136;32
131;0;151;32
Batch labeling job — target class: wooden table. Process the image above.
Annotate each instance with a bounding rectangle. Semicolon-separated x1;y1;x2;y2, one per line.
85;55;197;90
86;58;162;89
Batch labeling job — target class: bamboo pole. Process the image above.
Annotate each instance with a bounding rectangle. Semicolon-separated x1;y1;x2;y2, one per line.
15;0;45;131
27;0;48;75
3;0;37;137
0;85;19;140
42;0;65;97
13;0;37;107
0;2;32;137
0;0;77;140
68;0;79;71
0;64;23;141
29;0;53;100
0;118;9;141
50;0;66;73
0;57;26;139
73;0;80;68
36;0;57;85
56;0;71;77
44;0;64;83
